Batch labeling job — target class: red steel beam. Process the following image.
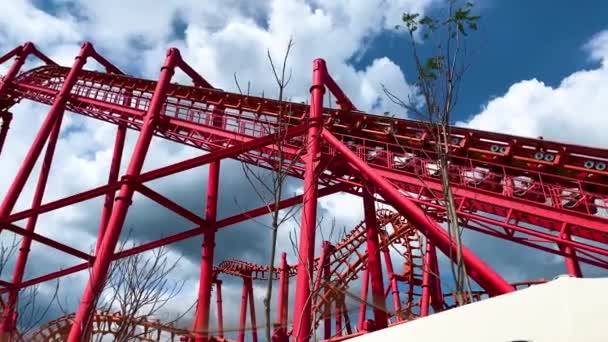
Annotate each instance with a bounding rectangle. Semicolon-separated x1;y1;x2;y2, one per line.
356;268;369;331
276;252;289;329
247;278;258;342
322;129;515;296
136;183;207;227
559;226;583;277
420;240;433;317
2;185;341;293
67;47;182;341
0;110;64;334
380;237;401;319
135;123;307;184
238;277;248;342
1;182;123;225
293;59;325;342
0;112;12;158
95;124;126;253
362;191;387;329
193;159;220;341
215;280;224;338
0;42;89;224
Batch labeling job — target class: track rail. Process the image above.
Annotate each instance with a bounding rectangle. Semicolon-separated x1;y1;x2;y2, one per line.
2;65;607;260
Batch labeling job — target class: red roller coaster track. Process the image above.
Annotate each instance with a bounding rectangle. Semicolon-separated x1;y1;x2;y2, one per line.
0;41;606;341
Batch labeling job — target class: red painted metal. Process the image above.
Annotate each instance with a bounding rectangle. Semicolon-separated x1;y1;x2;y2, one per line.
215;280;224;338
0;106;64;335
0;41;607;341
67;47;183;341
277;252;289;329
292;59;325;342
420;240;433;317
362;191;387;328
247;278;258;342
559;227;583;277
238;278;248;342
0;42;87;222
0;112;12;157
95;124;126;253
380;241;401;319
193;160;220;341
356;268;369;331
322;129;516;296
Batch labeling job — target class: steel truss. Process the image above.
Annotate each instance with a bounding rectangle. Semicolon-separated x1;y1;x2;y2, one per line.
0;41;606;341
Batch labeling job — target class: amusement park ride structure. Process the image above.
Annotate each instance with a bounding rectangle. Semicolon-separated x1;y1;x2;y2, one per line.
0;41;607;341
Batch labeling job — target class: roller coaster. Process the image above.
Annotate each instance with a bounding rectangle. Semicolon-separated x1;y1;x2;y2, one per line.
0;41;606;341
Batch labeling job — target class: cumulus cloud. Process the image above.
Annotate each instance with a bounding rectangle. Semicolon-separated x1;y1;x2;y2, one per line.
0;0;431;334
461;30;608;148
2;0;606;336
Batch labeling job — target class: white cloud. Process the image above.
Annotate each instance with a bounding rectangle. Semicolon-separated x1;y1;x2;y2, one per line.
461;30;608;148
0;0;430;334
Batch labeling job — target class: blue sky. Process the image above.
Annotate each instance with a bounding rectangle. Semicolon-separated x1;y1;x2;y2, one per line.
1;0;608;337
357;0;608;121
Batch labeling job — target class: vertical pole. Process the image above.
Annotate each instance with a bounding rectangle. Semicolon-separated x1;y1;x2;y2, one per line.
0;42;92;221
429;243;444;313
193;160;221;342
381;243;401;318
0;111;64;336
559;226;583;277
320;242;331;340
0;112;12;158
420;240;433;317
357;268;369;331
238;278;248;342
247;278;258;342
276;252;288;328
215;280;224;338
67;48;182;342
95;123;127;253
292;59;325;342
362;191;387;329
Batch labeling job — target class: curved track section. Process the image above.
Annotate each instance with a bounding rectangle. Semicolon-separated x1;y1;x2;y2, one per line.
310;210;424;331
21;311;214;342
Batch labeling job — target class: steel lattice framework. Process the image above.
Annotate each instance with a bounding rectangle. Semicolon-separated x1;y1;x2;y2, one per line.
0;41;607;341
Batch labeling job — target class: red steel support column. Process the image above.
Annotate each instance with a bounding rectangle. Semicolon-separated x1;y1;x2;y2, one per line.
193;160;221;342
0;112;12;158
0;42;91;221
292;59;325;342
380;243;401;318
357;268;369;331
420;240;433;317
560;226;583;277
215;280;224;338
0;110;64;336
67;48;182;342
322;130;515;296
247;279;258;342
362;192;387;328
238;278;248;342
95;124;127;253
276;252;288;328
429;242;444;313
316;242;331;340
